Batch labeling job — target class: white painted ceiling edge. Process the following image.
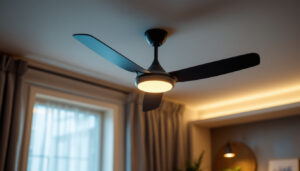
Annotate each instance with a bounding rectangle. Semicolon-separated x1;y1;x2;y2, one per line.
0;0;299;122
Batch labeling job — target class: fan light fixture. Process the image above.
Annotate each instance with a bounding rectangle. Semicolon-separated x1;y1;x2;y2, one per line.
73;28;260;111
136;74;175;93
224;143;235;158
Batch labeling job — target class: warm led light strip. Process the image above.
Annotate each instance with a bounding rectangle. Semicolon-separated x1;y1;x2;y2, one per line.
197;84;300;119
198;85;300;110
200;97;300;119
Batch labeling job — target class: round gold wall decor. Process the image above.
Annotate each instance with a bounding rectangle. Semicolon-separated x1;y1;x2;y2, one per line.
214;142;257;171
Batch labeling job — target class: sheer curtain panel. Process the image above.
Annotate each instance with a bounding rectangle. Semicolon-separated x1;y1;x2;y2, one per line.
27;98;101;171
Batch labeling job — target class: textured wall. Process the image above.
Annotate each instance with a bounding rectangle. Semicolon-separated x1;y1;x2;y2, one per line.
190;125;211;171
211;115;300;171
184;107;212;171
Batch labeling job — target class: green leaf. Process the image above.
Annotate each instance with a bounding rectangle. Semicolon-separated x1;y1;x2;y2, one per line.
185;151;205;171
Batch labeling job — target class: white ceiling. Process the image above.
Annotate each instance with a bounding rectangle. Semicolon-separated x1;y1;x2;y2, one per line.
0;0;299;109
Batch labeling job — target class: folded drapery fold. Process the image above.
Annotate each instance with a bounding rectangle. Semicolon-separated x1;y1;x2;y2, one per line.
0;54;28;171
126;93;186;171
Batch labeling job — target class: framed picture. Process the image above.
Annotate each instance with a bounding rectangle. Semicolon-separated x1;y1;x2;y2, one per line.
269;158;299;171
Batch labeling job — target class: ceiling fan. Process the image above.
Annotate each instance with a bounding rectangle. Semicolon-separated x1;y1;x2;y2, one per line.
73;28;260;112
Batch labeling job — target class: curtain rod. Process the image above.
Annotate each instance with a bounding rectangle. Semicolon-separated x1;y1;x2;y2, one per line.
28;65;130;94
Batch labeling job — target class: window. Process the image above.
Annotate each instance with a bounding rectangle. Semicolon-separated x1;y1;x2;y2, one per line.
26;92;113;171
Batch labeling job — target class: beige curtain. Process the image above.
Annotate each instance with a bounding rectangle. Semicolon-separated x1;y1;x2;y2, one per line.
126;93;186;171
0;54;27;171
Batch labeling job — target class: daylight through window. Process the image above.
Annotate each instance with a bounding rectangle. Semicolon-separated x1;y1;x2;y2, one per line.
27;97;103;171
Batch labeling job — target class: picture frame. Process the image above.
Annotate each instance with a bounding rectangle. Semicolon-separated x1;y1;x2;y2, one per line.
269;158;299;171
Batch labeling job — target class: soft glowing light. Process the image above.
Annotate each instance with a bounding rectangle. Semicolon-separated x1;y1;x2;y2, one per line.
197;84;300;119
224;153;235;158
200;98;300;119
137;80;173;93
224;143;235;158
198;85;300;110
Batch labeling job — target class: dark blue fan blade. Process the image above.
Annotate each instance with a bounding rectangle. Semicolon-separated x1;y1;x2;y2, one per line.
73;34;147;73
170;53;260;82
143;93;163;112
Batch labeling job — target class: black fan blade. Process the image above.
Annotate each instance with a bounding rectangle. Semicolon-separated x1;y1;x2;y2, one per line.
143;93;163;112
73;34;147;73
169;53;260;82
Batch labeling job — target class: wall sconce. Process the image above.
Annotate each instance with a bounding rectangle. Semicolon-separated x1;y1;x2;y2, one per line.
224;142;235;158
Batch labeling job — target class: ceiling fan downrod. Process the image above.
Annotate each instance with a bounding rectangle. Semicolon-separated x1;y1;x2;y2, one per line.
145;28;168;73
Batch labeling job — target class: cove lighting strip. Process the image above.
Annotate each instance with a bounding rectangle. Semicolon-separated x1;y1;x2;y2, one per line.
197;84;300;119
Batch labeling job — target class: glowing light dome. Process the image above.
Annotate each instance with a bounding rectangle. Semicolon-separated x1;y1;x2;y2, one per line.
136;74;175;93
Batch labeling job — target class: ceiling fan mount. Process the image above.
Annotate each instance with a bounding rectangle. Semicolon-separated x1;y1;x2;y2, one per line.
73;28;260;112
145;28;168;47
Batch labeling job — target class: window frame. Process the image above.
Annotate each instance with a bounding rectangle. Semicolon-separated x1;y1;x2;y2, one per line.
22;85;120;171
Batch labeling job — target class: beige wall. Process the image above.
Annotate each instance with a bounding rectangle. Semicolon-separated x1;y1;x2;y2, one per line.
183;108;211;171
211;115;300;171
189;125;211;171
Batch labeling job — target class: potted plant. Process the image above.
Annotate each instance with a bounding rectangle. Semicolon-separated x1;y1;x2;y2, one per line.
223;167;241;171
187;151;204;171
176;151;204;171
